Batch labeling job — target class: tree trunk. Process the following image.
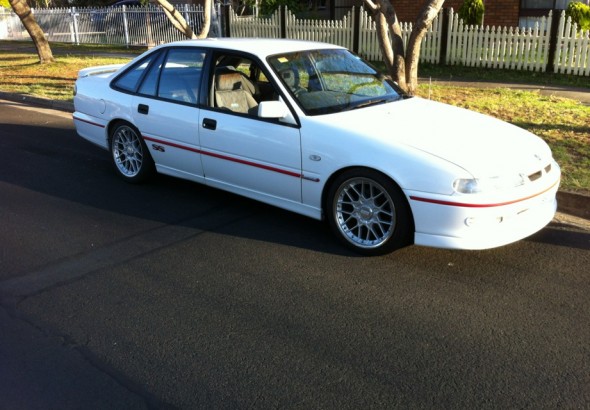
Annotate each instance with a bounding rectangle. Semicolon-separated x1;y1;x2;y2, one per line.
155;0;211;39
363;0;445;95
9;0;54;64
196;0;211;39
366;0;407;90
403;0;445;94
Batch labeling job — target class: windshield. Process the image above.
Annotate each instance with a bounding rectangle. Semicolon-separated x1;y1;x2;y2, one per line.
268;49;402;115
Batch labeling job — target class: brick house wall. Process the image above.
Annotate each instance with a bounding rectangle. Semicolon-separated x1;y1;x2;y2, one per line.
388;0;520;27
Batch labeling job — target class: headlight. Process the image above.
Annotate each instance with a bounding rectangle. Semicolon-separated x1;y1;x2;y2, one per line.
453;178;481;194
453;174;526;194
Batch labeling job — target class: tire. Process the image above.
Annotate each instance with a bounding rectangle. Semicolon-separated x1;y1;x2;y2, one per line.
109;122;154;183
326;169;413;256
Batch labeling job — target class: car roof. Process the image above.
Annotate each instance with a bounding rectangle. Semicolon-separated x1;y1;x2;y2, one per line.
154;38;345;59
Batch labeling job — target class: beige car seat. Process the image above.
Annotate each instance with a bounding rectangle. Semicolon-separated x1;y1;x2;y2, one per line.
214;70;258;115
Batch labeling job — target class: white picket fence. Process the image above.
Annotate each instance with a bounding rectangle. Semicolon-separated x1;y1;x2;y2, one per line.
357;6;442;63
446;9;590;75
446;9;553;71
1;5;589;75
229;6;443;64
554;12;590;76
228;7;280;39
285;9;355;50
228;7;588;75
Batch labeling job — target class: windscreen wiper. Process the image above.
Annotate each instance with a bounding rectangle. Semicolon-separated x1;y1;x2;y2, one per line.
348;97;398;110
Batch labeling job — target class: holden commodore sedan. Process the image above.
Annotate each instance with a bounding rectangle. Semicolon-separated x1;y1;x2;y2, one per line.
73;38;560;255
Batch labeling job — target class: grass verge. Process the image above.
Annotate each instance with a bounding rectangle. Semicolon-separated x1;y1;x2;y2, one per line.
418;63;590;90
0;45;135;100
1;42;589;194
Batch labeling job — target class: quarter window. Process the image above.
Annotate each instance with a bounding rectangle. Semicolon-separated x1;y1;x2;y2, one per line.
112;52;160;93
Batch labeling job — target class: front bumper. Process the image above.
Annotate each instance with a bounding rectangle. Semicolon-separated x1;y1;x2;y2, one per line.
407;177;560;250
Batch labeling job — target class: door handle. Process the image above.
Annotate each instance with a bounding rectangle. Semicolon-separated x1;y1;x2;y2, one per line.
202;118;217;130
138;104;149;115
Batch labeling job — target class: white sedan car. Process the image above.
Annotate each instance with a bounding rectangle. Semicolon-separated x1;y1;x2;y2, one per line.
73;38;560;255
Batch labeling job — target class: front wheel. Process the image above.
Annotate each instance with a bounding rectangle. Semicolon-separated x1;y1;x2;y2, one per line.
326;169;413;256
109;122;154;183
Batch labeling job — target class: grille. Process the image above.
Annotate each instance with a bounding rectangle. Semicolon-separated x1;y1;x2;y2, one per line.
527;163;552;183
528;170;542;182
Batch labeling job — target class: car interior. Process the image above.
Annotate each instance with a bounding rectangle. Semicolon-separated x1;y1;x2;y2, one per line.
211;55;279;116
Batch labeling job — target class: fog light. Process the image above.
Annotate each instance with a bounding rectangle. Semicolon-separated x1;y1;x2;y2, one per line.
465;217;476;227
464;216;503;227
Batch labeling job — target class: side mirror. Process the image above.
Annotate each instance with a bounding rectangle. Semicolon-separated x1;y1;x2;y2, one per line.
257;100;289;119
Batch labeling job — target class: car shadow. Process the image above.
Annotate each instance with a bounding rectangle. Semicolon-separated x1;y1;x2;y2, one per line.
0;122;355;257
527;224;590;251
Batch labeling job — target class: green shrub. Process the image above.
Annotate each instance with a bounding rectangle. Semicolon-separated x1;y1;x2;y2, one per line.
246;0;301;16
458;0;485;26
566;1;590;31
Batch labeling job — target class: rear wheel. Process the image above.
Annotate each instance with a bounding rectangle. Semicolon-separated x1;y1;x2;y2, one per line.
109;122;154;183
326;169;413;256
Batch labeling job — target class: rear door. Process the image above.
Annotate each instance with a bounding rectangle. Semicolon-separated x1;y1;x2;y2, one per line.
122;47;207;182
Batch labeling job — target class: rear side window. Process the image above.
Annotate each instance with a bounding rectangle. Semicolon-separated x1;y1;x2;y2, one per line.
138;52;166;97
157;49;206;104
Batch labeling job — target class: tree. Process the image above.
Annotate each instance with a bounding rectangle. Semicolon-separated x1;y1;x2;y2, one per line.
154;0;211;39
363;0;444;96
566;1;590;31
8;0;54;63
458;0;484;26
249;0;301;16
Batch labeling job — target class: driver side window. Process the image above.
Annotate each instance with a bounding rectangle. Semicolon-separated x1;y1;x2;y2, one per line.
210;55;279;116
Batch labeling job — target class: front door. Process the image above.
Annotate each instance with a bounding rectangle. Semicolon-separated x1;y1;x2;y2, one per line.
199;53;302;204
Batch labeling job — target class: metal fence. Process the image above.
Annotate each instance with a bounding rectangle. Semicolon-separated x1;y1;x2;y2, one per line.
0;4;221;47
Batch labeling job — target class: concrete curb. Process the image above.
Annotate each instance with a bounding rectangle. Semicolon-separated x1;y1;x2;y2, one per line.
0;91;74;113
2;91;589;230
557;191;590;221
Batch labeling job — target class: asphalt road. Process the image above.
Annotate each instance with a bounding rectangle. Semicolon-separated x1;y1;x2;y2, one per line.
1;100;589;409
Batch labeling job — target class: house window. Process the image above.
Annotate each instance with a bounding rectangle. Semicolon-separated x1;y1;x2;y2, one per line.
521;0;579;9
519;0;583;27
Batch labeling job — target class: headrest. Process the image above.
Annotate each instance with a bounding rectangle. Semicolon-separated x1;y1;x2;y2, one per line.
216;72;244;92
280;69;296;87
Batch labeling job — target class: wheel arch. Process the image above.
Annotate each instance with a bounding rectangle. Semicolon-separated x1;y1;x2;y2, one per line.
321;166;415;232
106;118;137;146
